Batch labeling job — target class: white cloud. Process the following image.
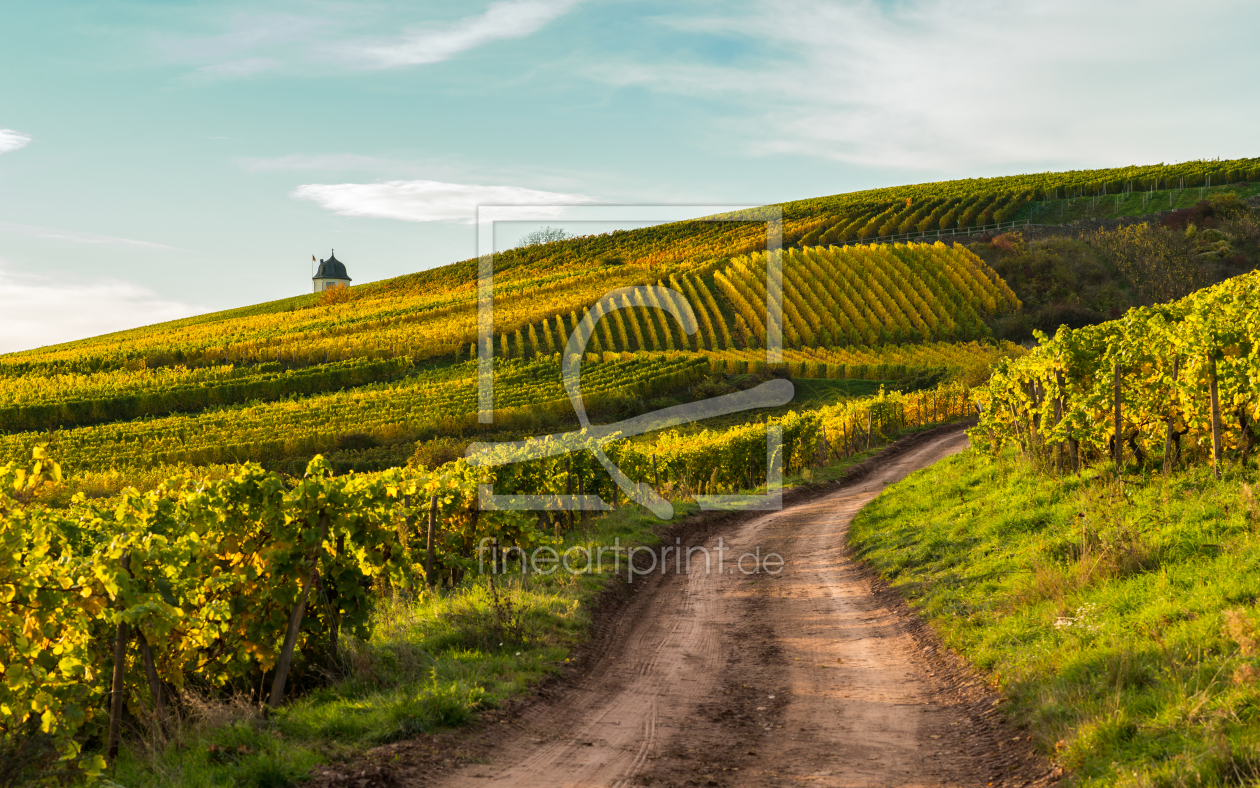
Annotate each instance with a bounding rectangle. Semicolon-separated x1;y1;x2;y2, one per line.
0;222;180;251
0;129;32;154
594;0;1260;172
348;0;582;68
290;179;601;224
0;265;205;354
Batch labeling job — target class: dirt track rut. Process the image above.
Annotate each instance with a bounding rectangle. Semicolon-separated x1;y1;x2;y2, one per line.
424;428;1047;788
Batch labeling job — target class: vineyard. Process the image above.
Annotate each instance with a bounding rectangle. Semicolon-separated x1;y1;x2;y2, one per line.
0;356;709;474
782;157;1260;246
10;157;1258;784
973;269;1260;474
487;242;1017;359
0;450;500;780
0;374;976;783
0;242;1014;385
0;233;1024;482
692;340;1019;383
6;157;1255;380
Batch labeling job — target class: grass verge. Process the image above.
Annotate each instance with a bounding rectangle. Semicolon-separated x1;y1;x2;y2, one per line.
850;447;1260;787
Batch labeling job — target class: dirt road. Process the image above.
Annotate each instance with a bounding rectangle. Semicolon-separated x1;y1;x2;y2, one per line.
423;427;1047;788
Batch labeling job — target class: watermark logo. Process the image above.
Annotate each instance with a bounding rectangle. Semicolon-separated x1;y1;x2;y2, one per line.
465;205;788;519
476;537;784;582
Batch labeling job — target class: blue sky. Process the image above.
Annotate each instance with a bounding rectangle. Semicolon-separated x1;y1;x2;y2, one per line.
2;0;1258;352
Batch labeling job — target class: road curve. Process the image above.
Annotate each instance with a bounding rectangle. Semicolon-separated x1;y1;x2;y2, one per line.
433;429;1005;788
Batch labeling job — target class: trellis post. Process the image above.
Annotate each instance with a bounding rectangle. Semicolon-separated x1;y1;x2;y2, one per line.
1162;357;1180;474
1113;362;1123;467
1210;357;1223;480
107;553;131;763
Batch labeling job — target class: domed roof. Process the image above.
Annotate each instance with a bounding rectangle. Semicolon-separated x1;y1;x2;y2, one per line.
313;251;351;281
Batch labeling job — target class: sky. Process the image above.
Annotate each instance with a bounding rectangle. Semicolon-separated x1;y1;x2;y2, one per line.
2;0;1259;353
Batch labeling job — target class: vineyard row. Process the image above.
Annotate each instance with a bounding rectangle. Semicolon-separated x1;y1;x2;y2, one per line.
973;270;1260;475
0;379;975;780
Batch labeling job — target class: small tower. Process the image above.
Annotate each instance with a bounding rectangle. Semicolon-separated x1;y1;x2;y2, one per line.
312;250;352;293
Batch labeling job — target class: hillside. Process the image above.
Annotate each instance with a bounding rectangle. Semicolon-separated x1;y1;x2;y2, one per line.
971;191;1260;341
5;158;1260;488
4;158;1260;788
9;157;1260;370
0;238;1021;483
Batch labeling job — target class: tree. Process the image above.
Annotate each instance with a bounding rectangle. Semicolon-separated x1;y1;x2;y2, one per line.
318;282;352;306
1090;223;1208;306
519;226;570;247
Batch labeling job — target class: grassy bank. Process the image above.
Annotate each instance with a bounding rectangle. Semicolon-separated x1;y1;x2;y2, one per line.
851;448;1260;786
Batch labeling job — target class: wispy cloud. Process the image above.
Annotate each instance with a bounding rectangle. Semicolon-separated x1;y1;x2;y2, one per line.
290;179;600;224
594;0;1260;172
0;129;32;154
345;0;582;68
0;264;204;354
188;57;280;82
0;221;180;251
156;12;330;83
237;153;404;173
166;1;581;82
239;153;605;196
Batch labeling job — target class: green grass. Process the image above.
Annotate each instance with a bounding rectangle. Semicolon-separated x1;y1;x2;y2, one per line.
850;448;1260;786
784;377;884;405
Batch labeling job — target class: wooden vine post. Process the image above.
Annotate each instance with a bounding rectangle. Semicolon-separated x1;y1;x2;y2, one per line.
1049;360;1078;475
136;631;165;729
652;453;660;493
329;530;345;662
1008;401;1027;458
564;456;573;532
403;493;412;552
107;553;131;763
1052;371;1065;474
577;473;587;532
1027;381;1041;465
1210;356;1223;480
269;512;330;709
1162;357;1180;474
426;495;439;589
1113;362;1123;467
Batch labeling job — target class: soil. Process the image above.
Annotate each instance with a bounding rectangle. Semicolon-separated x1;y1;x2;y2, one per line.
308;425;1057;788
